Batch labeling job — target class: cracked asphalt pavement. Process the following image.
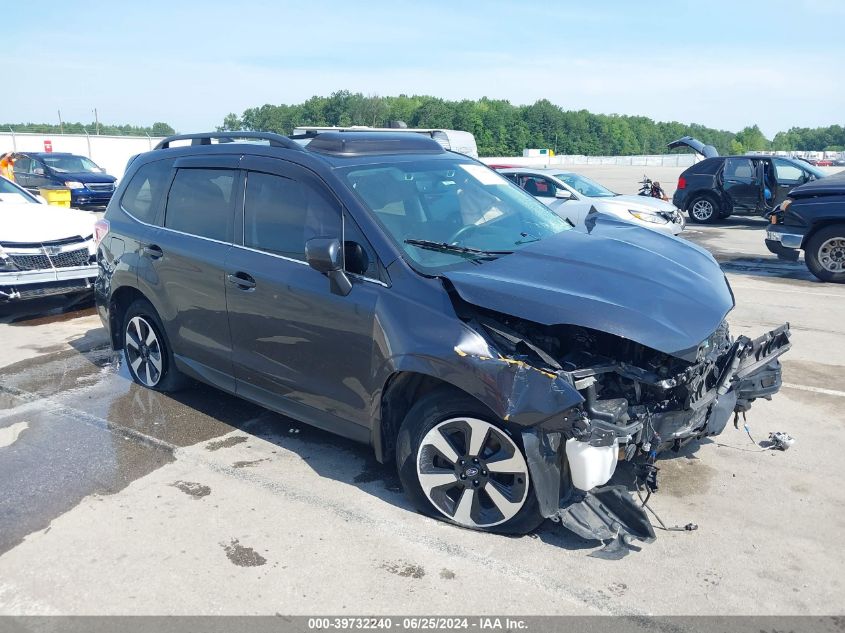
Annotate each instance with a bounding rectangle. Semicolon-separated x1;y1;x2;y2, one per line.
0;215;843;615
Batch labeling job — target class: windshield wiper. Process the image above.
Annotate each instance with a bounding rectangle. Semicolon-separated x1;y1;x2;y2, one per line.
404;239;513;258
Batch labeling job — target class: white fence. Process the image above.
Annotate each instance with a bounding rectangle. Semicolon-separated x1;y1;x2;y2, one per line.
0;132;165;181
480;154;699;168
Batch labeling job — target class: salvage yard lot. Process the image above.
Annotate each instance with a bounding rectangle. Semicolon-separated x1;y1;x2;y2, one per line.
0;217;843;615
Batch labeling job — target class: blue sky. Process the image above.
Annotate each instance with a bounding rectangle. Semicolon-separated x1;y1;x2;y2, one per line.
6;0;844;137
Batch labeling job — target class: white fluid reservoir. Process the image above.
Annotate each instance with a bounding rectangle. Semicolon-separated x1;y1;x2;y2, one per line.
565;437;619;491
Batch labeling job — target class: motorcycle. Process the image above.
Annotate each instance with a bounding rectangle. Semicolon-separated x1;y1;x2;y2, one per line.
637;175;668;201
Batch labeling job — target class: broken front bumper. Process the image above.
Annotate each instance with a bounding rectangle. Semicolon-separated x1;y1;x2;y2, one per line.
648;323;792;447
521;323;791;554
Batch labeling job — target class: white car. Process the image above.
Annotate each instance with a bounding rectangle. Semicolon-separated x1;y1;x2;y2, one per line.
0;175;98;302
498;168;685;235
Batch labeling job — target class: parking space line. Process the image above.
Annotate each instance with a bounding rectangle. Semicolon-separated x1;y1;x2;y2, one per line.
782;382;845;398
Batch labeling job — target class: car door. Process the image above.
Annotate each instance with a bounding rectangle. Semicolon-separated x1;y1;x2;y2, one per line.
514;173;590;226
721;157;759;210
29;158;52;189
148;156;239;391
772;158;809;207
11;155;33;189
225;157;381;441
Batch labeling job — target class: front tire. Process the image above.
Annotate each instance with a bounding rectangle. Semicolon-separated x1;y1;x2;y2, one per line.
687;195;720;224
122;299;187;392
395;386;544;534
805;225;845;283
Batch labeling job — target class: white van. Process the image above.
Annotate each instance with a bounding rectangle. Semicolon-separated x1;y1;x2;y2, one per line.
292;126;479;159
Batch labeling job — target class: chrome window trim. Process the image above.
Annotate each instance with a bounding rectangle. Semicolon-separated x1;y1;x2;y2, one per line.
120;203;160;228
120;170;389;287
156;224;233;247
230;242;308;266
230;243;388;287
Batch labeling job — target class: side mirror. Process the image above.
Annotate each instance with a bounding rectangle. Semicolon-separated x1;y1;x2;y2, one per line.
33;167;45;176
305;237;352;296
555;188;572;200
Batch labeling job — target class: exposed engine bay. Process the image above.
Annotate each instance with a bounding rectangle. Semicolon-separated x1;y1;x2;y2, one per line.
479;312;789;454
453;297;792;556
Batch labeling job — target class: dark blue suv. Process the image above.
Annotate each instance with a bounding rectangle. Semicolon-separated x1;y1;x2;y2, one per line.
93;131;790;554
11;151;117;209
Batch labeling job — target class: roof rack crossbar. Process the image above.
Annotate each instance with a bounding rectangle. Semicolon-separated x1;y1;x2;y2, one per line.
153;131;303;151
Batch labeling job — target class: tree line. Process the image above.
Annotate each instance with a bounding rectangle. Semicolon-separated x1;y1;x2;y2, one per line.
2;121;176;137
6;92;842;157
219;91;844;156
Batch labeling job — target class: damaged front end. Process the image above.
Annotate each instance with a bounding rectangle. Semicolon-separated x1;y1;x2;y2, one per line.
455;304;791;556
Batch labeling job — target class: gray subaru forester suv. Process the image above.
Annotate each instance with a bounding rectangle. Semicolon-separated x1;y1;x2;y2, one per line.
95;131;790;556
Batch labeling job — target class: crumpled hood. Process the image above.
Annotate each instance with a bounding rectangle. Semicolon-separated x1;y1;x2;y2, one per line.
0;202;97;243
442;216;734;360
599;195;678;213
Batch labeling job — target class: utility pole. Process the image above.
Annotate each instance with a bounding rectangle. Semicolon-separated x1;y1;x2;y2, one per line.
93;108;100;135
58;109;64;134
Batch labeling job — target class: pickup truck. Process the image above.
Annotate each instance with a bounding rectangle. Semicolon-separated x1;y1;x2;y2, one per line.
766;171;845;283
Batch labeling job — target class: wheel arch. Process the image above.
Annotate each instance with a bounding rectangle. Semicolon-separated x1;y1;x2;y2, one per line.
372;349;584;463
801;220;845;249
689;189;723;211
374;370;498;464
108;285;153;350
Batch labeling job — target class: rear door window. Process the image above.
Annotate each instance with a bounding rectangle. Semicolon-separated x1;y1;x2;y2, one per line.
723;158;754;181
164;168;236;242
120;158;175;224
242;170;341;261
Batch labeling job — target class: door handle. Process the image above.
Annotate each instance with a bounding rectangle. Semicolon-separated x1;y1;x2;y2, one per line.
142;244;163;259
227;272;256;290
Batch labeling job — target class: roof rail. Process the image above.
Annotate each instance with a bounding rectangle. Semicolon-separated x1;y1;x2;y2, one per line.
153;131;303;151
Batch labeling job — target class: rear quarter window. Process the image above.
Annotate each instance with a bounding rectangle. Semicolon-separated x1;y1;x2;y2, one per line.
688;158;722;176
120;158;176;224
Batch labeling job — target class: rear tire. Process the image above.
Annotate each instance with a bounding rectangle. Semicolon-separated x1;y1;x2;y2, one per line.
687;195;720;224
395;386;544;535
805;225;845;283
122;299;188;392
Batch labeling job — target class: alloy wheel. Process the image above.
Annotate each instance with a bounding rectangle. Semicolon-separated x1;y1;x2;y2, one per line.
691;199;714;221
416;417;529;528
125;315;163;387
818;237;845;273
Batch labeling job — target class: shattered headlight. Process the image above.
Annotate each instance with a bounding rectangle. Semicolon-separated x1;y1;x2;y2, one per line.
697;320;732;362
628;209;669;225
0;247;18;272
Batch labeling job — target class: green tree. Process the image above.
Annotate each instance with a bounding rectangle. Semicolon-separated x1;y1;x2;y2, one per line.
217;113;242;132
734;125;769;151
151;122;176;136
214;92;843;157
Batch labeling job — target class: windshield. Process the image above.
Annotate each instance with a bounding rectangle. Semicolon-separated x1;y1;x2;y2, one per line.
555;173;616;198
41;155;102;173
0;177;39;204
342;159;570;273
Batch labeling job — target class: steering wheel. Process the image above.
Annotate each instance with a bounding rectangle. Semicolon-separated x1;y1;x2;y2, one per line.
447;223;485;245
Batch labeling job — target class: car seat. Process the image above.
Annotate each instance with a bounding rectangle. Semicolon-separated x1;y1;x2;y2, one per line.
523;179;540;196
